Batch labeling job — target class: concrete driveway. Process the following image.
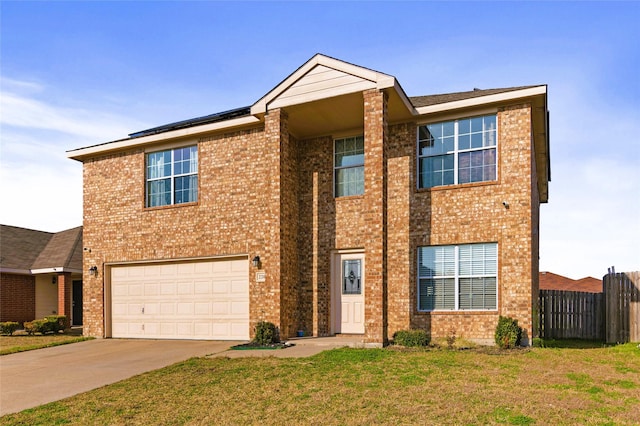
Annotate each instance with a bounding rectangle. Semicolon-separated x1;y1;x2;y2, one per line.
0;339;232;416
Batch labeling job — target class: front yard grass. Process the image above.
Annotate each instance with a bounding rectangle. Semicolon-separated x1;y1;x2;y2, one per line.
0;333;93;355
2;343;639;425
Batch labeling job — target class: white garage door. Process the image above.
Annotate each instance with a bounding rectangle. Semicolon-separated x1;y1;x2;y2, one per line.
110;258;249;340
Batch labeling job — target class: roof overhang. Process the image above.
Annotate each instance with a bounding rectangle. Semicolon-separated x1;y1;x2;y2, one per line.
67;115;261;161
0;267;31;275
0;267;82;275
30;267;82;274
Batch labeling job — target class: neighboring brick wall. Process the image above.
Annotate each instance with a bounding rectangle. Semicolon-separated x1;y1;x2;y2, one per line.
0;273;36;323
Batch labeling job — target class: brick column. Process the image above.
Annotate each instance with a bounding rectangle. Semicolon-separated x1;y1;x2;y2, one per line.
57;272;73;329
253;108;297;338
363;89;388;345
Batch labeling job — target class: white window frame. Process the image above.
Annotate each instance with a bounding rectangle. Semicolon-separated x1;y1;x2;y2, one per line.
146;145;198;207
417;114;498;189
334;135;365;197
417;243;498;311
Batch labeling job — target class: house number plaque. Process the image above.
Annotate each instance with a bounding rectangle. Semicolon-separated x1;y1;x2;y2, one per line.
256;271;266;282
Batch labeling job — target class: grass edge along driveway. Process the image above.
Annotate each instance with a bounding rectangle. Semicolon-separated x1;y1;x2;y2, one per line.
0;334;93;355
2;342;639;425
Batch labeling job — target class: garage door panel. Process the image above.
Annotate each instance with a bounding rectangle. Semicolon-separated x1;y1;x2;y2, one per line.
111;259;249;340
194;280;211;294
144;303;159;315
177;282;194;295
160;323;175;336
176;323;193;336
212;301;229;315
212;280;230;293
231;279;249;293
160;283;176;295
177;302;194;315
231;301;249;315
128;284;143;296
194;303;210;315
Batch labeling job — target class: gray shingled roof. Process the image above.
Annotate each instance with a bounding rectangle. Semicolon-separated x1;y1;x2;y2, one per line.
0;225;82;273
31;226;83;271
409;86;538;108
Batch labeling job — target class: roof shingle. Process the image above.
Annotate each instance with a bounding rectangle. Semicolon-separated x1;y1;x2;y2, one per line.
0;225;82;272
410;86;539;108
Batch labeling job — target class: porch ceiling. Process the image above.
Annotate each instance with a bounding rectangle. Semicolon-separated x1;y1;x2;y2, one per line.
284;89;415;139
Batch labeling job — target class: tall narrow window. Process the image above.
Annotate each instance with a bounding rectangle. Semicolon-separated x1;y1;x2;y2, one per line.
334;135;364;197
418;115;497;188
146;145;198;207
418;243;497;311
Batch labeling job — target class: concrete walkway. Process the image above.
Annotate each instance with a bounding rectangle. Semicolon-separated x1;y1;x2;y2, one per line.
0;336;364;416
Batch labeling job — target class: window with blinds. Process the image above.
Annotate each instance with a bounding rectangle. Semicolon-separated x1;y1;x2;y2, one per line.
418;243;497;311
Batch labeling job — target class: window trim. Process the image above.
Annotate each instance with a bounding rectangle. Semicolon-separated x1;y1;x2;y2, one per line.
417;243;498;312
416;114;498;189
145;145;199;208
334;135;365;198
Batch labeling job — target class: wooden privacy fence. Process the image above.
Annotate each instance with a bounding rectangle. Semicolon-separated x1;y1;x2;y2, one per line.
539;271;640;342
539;290;604;339
604;272;640;343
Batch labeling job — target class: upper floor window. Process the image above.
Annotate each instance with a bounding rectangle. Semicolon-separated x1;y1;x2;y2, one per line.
146;145;198;207
417;243;497;311
335;135;364;197
418;114;497;188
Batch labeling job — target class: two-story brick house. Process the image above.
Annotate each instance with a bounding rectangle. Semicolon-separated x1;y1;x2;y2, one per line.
68;54;549;346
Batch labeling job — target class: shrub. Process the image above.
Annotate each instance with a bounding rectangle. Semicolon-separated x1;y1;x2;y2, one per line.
495;316;523;349
45;315;67;333
393;329;430;347
0;321;20;336
532;337;545;348
253;321;279;345
22;316;67;335
24;320;44;335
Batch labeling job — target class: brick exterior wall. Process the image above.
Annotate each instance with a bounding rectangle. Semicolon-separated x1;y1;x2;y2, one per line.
81;90;540;345
0;273;36;323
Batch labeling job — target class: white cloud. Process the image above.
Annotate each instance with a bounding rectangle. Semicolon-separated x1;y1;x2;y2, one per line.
0;77;149;232
1;82;145;143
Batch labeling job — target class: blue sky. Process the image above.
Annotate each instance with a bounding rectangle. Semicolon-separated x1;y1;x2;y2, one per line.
1;1;638;279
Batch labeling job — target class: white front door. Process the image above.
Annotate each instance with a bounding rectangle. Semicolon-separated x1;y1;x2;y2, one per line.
334;252;365;334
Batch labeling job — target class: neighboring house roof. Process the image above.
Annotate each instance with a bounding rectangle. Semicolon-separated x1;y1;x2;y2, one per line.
0;225;83;275
539;271;602;293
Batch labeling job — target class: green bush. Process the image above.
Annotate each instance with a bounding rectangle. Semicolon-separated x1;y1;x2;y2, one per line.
24;320;43;335
253;321;279;345
45;315;67;333
22;316;67;335
495;316;522;349
393;329;430;347
0;321;20;335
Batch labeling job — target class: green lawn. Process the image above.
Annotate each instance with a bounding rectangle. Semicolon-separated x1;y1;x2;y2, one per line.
2;344;639;425
0;334;93;355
